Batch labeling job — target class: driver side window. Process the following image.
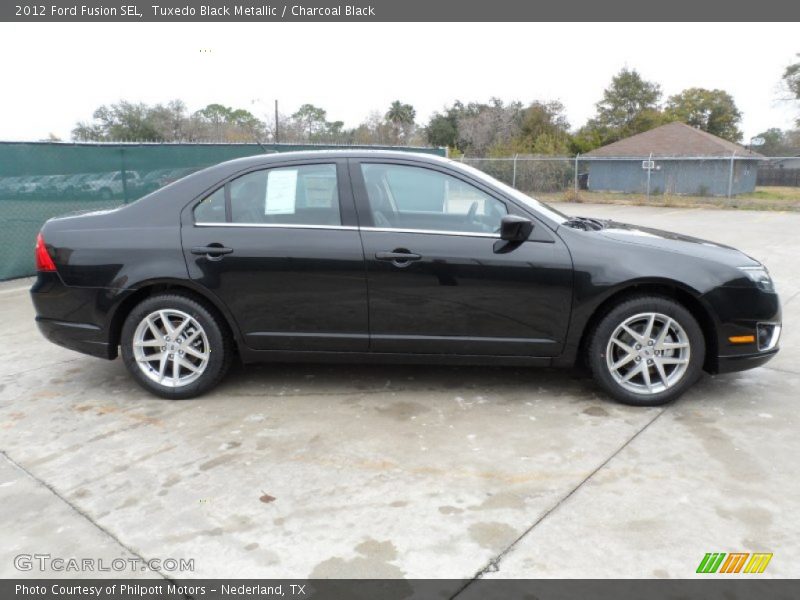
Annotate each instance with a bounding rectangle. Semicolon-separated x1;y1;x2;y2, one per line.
361;163;507;234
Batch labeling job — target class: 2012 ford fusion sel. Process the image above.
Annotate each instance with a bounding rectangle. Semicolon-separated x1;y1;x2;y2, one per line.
30;151;781;405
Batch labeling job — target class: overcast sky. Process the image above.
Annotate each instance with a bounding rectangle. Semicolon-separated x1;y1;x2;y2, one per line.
0;22;797;142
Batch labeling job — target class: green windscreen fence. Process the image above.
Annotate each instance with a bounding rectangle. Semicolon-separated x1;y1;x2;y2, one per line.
0;142;446;281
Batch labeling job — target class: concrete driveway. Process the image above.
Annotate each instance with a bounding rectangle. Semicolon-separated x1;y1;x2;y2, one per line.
0;203;798;581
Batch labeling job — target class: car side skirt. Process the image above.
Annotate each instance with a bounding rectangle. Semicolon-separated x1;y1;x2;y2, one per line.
236;347;554;367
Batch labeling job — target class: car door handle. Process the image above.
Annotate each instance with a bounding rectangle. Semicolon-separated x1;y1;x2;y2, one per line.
375;251;422;262
191;245;233;256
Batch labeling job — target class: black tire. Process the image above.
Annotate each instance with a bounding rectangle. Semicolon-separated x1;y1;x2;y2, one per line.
587;295;705;406
120;293;233;399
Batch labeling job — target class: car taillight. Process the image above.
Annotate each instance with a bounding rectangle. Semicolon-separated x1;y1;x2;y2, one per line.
35;232;56;272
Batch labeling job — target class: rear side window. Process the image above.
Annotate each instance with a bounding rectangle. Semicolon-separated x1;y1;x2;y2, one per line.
194;163;340;226
194;187;225;223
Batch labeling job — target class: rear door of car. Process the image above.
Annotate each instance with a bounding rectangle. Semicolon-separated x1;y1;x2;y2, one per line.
181;158;369;352
350;157;573;356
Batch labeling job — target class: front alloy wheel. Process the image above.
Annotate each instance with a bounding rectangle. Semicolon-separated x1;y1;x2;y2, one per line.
606;312;690;395
588;296;705;406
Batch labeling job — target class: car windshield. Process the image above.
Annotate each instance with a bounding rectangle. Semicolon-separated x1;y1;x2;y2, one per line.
451;160;569;224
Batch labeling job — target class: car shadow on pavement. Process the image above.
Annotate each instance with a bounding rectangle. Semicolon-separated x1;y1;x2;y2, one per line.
211;361;603;403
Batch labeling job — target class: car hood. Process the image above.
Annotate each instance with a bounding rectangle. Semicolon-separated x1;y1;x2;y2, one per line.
596;220;760;267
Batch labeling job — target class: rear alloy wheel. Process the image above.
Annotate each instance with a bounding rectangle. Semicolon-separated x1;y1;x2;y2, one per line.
588;296;705;406
121;294;232;399
132;309;209;387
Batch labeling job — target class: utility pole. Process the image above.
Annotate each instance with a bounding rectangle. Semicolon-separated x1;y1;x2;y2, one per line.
274;99;279;144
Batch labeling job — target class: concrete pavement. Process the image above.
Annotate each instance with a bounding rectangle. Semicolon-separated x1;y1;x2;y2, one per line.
0;204;797;580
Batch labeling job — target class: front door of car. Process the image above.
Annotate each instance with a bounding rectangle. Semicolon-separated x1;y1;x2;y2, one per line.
181;160;368;352
350;159;573;356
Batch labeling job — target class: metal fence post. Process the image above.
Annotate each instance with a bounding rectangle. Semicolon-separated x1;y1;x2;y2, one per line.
646;152;653;202
727;151;736;199
512;154;518;188
120;147;129;205
574;153;580;196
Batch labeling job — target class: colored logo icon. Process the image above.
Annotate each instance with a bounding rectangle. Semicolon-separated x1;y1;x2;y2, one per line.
696;552;773;574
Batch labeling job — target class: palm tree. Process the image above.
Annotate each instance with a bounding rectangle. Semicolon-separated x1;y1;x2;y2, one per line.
385;101;416;144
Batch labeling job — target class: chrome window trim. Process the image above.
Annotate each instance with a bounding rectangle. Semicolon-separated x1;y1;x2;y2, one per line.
194;222;500;238
195;222;358;231
360;226;501;239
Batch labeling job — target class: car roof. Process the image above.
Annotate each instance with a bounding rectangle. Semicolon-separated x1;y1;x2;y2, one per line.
129;150;443;217
69;147;567;232
211;149;451;170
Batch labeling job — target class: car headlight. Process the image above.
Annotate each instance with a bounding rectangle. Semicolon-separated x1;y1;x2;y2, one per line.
738;266;775;292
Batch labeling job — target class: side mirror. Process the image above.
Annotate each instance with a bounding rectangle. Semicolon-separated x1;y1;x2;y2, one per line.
499;214;534;242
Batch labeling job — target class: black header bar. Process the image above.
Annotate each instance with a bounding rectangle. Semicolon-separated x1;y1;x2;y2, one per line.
3;0;800;22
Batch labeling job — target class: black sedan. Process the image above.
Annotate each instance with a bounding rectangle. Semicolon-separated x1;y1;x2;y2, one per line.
31;151;781;405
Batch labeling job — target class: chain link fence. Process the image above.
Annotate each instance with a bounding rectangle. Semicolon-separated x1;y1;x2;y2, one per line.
0;141;445;281
459;154;800;204
3;145;798;281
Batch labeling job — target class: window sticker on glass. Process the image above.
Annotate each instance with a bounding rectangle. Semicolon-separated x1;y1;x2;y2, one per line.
265;169;297;215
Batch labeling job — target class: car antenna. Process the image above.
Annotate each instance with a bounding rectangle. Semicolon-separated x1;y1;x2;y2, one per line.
250;131;273;155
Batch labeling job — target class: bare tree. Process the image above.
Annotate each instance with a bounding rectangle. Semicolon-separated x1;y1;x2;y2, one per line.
457;99;524;155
